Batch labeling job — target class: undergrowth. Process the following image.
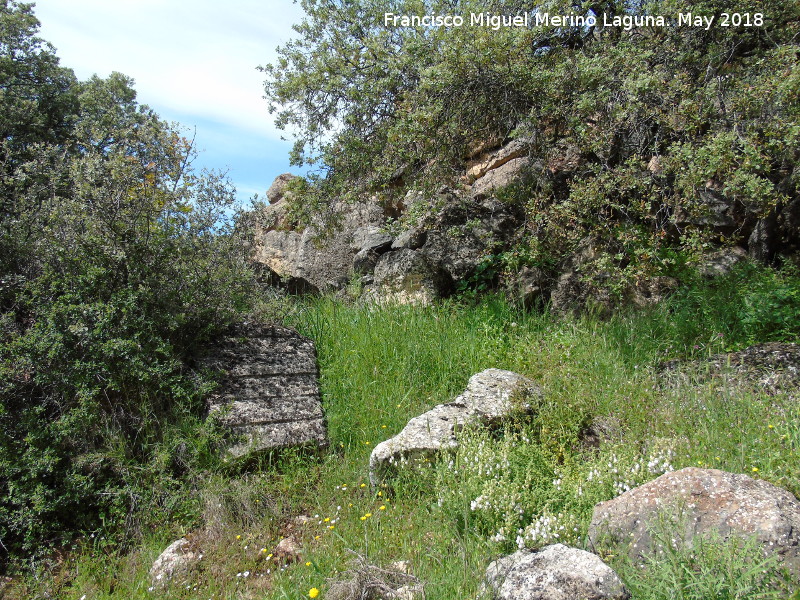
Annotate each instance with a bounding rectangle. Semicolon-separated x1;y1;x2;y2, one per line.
7;262;800;599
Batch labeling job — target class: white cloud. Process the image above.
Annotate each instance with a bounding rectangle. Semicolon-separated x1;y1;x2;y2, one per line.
34;0;305;138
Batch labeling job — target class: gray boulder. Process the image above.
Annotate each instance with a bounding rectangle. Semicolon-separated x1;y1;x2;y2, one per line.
698;246;747;278
149;538;200;588
369;369;539;485
484;545;629;600
351;225;393;253
367;248;450;305
419;195;525;283
204;323;327;457
251;177;385;292
391;227;427;251
589;467;800;577
266;173;298;204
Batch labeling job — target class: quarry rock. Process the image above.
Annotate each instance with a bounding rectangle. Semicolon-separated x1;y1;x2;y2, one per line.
419;195;525;283
588;467;800;577
369;369;540;485
204;323;327;457
466;138;532;183
251;178;385;292
391;227;427;251
351;225;393;253
471;156;532;199
484;544;629;600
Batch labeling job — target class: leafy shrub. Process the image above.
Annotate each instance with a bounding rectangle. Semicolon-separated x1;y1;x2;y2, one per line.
0;4;254;564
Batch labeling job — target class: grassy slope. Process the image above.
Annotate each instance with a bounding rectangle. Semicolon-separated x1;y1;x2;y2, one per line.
16;263;800;599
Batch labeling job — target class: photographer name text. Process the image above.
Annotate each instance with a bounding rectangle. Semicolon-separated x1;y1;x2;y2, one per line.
383;12;765;31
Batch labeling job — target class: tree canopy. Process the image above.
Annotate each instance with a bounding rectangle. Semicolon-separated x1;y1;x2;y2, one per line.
263;0;800;272
0;1;252;562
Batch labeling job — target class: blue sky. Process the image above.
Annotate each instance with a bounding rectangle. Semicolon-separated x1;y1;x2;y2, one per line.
34;0;307;204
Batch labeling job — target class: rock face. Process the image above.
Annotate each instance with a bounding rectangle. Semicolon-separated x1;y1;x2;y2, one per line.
251;174;527;303
589;467;800;577
204;323;327;457
149;538;200;587
368;248;450;305
698;246;747;278
420;195;524;283
252;192;386;293
465;138;531;183
471;157;533;199
369;369;539;485
484;545;629;600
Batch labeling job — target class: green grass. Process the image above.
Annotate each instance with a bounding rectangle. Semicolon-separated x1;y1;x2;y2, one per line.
11;263;800;599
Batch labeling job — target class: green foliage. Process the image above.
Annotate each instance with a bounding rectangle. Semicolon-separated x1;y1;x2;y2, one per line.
16;266;800;597
625;262;800;355
264;0;800;290
0;2;253;564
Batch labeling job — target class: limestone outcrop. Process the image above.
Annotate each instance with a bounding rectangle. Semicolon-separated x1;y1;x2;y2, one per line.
204;323;327;457
251;189;386;293
251;172;527;304
369;369;540;485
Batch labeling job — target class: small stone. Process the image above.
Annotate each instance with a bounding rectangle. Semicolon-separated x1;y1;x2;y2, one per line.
149;539;200;588
274;536;302;562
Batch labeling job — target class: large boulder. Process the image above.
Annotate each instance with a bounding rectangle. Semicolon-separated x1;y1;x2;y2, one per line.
419;195;525;282
366;248;451;305
204;323;327;457
484;545;629;600
369;369;539;485
251;177;387;292
588;467;800;577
